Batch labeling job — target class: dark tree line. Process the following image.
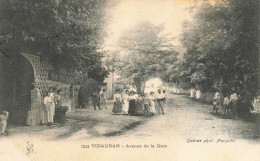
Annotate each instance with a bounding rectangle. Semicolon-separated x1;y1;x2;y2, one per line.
174;0;259;102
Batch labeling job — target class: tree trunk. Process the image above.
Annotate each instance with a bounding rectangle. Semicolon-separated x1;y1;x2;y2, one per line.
135;78;146;94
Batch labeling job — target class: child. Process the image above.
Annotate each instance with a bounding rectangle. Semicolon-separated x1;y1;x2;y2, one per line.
223;95;230;116
0;110;9;136
149;92;156;116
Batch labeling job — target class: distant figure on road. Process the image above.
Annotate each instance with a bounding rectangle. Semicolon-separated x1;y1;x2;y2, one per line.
157;89;165;115
190;88;195;98
122;90;129;114
213;90;220;114
230;91;239;119
112;89;123;114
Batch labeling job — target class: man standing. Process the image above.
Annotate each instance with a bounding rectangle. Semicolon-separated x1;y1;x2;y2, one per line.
162;90;167;105
100;89;107;109
230;91;239;119
93;90;101;110
157;89;165;115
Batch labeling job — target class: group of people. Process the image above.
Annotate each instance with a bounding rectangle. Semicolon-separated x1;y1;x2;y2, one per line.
92;89;107;110
112;89;166;116
43;87;63;125
212;90;239;119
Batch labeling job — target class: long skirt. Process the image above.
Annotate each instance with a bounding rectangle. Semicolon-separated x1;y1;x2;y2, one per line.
45;103;55;123
122;100;129;114
150;101;156;114
143;104;150;117
112;99;122;114
128;100;136;115
135;102;144;115
41;105;48;125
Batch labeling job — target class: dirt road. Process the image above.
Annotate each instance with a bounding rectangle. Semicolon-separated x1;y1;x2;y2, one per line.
122;94;260;141
2;94;260;161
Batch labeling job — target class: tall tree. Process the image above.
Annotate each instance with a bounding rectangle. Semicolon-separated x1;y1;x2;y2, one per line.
117;22;177;93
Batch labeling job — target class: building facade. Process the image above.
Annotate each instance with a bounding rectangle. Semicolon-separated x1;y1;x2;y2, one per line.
0;53;80;125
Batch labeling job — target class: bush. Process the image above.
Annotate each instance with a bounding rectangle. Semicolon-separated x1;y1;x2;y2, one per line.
200;92;215;104
78;78;101;108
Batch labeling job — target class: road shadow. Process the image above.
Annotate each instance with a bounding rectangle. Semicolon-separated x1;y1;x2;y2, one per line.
103;120;145;137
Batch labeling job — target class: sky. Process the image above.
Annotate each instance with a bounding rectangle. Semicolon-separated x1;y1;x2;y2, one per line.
104;0;198;51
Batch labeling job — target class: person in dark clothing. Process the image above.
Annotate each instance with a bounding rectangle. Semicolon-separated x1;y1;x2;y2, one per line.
128;91;137;115
93;90;101;110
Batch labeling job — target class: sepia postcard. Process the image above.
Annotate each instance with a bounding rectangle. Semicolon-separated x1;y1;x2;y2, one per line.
0;0;260;161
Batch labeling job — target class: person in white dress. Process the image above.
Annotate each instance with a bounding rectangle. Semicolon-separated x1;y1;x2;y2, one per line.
213;90;220;114
149;92;156;115
49;87;56;101
122;90;129;114
44;91;55;124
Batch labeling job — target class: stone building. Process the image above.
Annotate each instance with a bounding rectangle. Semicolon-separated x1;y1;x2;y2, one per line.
0;53;80;125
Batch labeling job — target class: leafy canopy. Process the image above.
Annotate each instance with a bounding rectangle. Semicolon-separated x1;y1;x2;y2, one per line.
177;0;259;101
116;21;178;92
0;0;111;83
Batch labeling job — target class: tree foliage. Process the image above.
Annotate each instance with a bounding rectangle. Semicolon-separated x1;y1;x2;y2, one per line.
0;0;111;83
117;22;178;93
178;0;259;101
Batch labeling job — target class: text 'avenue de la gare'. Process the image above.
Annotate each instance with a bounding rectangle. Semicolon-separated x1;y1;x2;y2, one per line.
81;144;168;149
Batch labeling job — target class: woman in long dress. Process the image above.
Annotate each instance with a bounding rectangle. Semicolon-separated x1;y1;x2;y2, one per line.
112;90;123;114
56;89;63;108
149;92;156;116
128;91;137;115
135;93;144;115
122;90;129;114
44;91;55;124
143;93;151;117
49;87;57;115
